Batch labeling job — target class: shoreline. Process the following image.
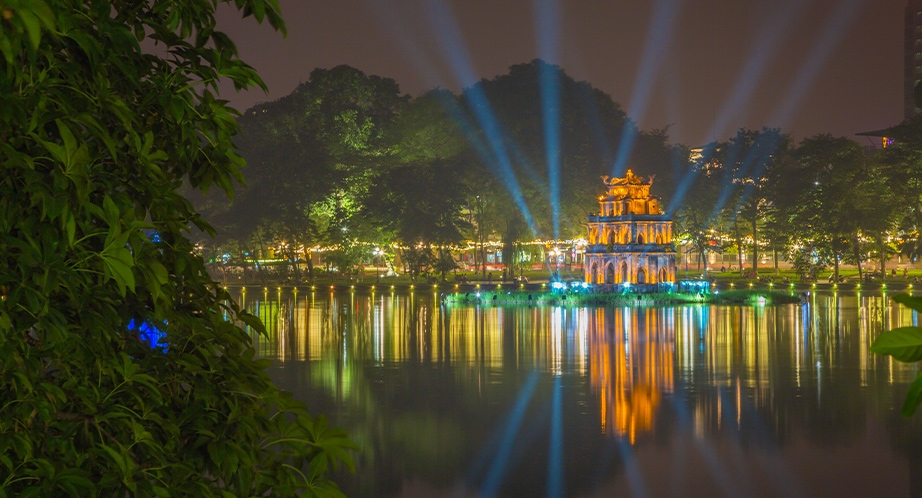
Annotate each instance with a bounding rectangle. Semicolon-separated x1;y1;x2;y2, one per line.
220;282;915;307
220;280;914;296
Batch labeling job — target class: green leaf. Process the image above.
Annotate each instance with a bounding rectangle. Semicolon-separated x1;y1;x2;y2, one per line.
102;195;120;227
892;294;922;314
101;246;135;295
18;9;42;50
149;260;168;285
64;212;75;246
903;372;922;417
870;326;922;362
238;311;267;336
98;444;126;474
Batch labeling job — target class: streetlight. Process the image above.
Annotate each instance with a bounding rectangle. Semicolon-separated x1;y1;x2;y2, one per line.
373;247;383;280
550;248;561;281
475;195;485;280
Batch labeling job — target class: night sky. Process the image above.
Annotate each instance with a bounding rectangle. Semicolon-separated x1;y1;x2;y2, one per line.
215;0;904;148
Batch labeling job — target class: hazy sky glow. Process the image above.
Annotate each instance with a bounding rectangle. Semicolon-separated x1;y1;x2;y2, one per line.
216;0;903;147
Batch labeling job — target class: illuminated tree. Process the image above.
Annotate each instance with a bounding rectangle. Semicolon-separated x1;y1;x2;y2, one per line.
783;135;882;282
365;155;471;281
462;60;633;240
673;150;726;275
880;117;922;265
723;128;791;277
214;65;408;270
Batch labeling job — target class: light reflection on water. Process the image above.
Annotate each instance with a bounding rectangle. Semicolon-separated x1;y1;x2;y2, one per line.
234;288;922;498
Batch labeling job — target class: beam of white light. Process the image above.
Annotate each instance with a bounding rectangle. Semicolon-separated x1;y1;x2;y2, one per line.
769;0;866;129
702;0;808;144
363;0;540;235
537;0;562;238
479;372;540;497
612;0;683;177
617;439;650;498
361;0;446;90
424;0;539;234
704;0;860;224
547;375;564;498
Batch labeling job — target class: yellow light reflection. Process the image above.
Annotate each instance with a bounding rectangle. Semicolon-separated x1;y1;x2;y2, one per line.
588;308;674;443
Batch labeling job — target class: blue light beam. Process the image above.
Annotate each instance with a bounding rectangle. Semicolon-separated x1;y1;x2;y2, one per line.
479;372;540;498
361;0;446;90
666;143;716;214
425;0;539;234
367;0;541;236
547;375;564;498
703;0;807;142
769;0;866;129
617;439;650;498
537;0;562;238
611;0;682;177
704;129;785;224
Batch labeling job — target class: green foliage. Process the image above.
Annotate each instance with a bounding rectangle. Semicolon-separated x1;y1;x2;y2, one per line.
501;215;528;277
789;248;825;281
211;65;408;247
0;0;353;496
461;60;634;240
400;245;433;283
366;157;471;247
325;239;365;279
880;117;922;263
674;152;727;274
768;134;897;280
442;289;799;307
871;295;922;416
432;249;459;281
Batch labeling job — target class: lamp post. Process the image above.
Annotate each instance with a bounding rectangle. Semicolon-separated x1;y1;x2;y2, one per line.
551;248;560;281
476;195;485;280
373;247;383;280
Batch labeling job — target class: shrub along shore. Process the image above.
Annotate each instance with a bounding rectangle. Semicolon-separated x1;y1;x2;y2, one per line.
440;288;802;306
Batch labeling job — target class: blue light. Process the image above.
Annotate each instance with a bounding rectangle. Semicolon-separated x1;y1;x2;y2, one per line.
128;318;167;352
769;0;863;129
548;376;563;498
612;0;682;176
703;0;805;142
423;0;538;235
479;373;540;497
536;0;561;238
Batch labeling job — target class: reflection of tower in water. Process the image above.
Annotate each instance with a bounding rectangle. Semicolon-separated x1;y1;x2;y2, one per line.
588;307;675;443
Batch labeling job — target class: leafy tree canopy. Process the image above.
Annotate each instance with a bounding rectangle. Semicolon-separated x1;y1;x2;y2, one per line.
212;65;409;238
0;0;353;496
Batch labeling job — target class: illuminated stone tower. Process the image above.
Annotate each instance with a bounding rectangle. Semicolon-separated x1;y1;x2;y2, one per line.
584;170;676;286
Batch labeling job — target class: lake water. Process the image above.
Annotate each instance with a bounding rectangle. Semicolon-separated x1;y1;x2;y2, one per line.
235;288;922;498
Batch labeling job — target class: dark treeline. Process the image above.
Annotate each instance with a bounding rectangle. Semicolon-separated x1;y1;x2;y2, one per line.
197;60;922;284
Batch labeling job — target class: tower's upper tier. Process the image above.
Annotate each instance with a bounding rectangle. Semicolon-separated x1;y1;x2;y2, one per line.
597;169;662;217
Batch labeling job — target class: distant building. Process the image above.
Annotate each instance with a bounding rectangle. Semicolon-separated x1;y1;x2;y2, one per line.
906;0;922;119
584;170;676;286
855;128;894;149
